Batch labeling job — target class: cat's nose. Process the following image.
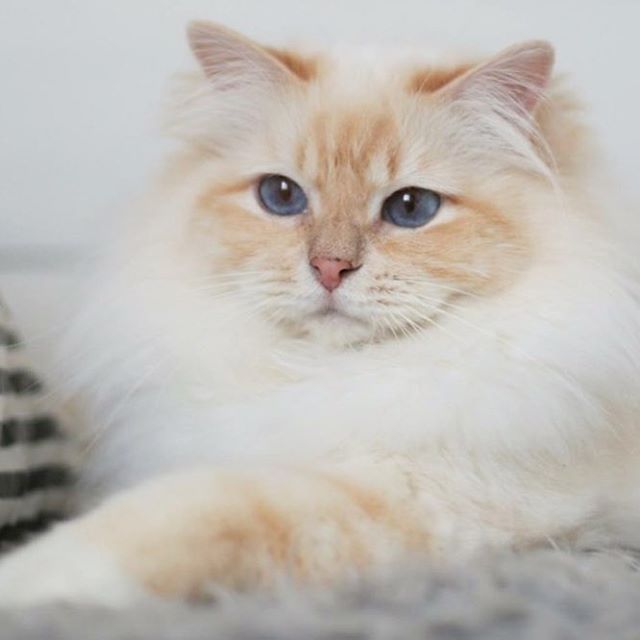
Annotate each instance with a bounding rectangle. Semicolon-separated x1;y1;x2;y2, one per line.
310;256;360;292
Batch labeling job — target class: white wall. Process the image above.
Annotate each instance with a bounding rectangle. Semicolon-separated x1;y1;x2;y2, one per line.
1;0;639;351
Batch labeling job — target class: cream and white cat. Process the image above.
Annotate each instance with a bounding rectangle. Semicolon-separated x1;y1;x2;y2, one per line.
1;21;640;606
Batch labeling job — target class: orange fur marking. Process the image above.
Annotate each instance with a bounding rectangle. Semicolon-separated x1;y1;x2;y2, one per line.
266;47;321;82
319;472;430;552
82;470;428;599
407;64;472;93
378;194;530;292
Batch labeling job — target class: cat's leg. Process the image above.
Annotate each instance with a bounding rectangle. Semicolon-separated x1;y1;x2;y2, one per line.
0;463;432;606
0;520;148;607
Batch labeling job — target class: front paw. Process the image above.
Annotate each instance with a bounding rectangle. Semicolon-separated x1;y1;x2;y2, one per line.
0;525;147;608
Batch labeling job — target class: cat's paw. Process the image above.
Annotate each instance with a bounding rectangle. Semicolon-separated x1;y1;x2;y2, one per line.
0;525;147;608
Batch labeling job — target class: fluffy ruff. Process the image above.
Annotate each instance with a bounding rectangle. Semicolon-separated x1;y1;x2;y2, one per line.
2;550;639;639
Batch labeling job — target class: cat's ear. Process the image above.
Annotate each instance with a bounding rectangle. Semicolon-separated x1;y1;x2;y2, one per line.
187;21;297;91
443;40;554;119
167;22;303;151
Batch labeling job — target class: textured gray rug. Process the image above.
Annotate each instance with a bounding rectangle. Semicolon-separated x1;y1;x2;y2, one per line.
1;549;639;639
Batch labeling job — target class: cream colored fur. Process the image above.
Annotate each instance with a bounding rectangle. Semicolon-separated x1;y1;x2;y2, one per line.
1;22;639;605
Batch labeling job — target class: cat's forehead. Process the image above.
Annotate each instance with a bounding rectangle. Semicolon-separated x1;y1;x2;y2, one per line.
283;47;470;189
294;103;401;190
320;44;466;82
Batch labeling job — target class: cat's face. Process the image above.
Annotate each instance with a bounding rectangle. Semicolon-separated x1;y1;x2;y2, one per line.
179;23;555;345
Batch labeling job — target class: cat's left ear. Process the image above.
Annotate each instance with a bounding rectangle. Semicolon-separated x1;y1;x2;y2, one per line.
443;40;555;119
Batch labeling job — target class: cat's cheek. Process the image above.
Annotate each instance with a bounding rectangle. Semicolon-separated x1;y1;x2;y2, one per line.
0;526;147;608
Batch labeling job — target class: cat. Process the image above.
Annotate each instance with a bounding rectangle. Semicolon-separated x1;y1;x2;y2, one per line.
0;20;639;606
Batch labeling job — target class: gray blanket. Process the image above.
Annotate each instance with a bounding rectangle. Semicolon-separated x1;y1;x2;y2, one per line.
2;549;639;639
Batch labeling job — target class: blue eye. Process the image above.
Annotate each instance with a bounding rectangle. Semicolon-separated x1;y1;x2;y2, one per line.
382;187;441;228
257;174;308;216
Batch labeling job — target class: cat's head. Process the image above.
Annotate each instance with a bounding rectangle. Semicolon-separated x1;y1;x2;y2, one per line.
167;22;580;346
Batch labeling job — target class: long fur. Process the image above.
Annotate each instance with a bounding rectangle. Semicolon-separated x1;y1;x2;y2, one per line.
1;23;639;605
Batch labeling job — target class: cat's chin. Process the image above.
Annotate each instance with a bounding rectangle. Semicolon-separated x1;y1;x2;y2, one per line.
288;310;378;348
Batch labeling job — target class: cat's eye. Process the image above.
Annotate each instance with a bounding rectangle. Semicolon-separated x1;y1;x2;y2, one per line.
381;187;441;228
257;174;308;216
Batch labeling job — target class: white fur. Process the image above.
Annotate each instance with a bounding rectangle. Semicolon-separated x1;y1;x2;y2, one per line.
0;525;145;607
62;160;640;539
4;35;639;606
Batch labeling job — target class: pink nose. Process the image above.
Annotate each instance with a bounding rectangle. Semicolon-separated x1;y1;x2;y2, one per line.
310;256;359;292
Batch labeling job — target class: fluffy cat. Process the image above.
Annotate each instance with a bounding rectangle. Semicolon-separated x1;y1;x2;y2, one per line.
1;21;640;606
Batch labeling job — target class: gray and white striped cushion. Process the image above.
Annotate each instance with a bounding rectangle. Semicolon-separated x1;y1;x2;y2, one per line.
0;297;73;549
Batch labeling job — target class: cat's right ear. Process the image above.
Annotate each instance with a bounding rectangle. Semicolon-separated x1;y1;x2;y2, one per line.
166;22;301;151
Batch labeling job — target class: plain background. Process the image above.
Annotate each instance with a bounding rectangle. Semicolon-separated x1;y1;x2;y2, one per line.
1;0;639;363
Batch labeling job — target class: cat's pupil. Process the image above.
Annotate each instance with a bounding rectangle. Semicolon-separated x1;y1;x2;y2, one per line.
279;180;292;202
402;192;415;214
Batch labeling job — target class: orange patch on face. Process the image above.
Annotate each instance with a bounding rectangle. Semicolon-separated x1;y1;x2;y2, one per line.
202;176;257;199
194;185;303;273
377;195;529;292
297;106;401;264
304;108;400;190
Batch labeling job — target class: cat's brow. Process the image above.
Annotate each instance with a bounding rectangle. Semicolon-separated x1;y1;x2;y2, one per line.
301;109;401;190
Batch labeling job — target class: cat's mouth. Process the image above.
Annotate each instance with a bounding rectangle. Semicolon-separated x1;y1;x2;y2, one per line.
311;303;356;323
313;294;361;321
315;296;345;315
280;287;448;346
283;293;375;345
316;307;342;317
304;287;459;345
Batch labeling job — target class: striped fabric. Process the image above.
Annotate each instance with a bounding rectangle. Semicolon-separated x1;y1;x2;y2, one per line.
0;297;73;550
